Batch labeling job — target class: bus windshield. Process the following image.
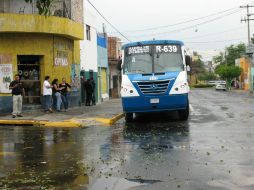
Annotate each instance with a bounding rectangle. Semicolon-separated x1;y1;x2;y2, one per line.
155;53;183;72
124;54;152;74
123;44;183;74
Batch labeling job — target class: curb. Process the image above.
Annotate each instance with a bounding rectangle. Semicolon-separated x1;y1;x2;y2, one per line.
109;113;125;125
42;120;82;128
0;120;44;126
0;113;124;128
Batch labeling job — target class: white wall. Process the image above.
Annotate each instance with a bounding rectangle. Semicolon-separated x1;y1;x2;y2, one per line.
3;0;37;14
80;1;98;72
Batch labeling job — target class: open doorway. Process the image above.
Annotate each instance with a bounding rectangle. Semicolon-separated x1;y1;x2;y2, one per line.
17;55;42;104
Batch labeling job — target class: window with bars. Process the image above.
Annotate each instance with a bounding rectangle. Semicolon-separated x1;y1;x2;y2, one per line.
86;25;91;41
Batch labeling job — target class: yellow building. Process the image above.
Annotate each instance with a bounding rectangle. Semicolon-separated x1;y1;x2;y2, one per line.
237;57;251;90
0;0;84;113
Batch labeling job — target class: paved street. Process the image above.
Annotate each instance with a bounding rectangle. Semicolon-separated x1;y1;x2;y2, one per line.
0;89;254;190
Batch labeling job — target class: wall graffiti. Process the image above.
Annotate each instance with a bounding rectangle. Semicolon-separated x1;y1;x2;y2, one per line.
0;54;13;93
71;64;80;92
0;64;13;93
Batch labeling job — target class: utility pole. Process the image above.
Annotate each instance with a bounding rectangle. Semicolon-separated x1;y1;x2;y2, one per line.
240;4;254;93
240;5;254;45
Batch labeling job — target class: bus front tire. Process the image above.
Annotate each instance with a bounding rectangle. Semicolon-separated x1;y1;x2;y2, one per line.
178;105;189;121
125;113;133;122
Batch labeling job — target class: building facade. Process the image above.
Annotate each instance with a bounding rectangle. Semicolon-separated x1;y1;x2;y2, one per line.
0;0;84;113
108;37;122;98
97;34;109;102
80;5;99;103
236;57;254;91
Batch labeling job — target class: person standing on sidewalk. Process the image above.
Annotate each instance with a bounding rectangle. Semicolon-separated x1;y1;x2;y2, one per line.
52;79;64;112
85;79;92;106
43;76;53;113
9;74;25;118
90;76;96;106
59;77;71;111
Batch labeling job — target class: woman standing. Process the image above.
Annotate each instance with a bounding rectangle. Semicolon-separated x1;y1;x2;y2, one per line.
52;79;63;112
43;76;53;113
59;77;71;111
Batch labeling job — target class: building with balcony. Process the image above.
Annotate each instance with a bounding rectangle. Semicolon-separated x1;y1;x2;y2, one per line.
0;0;84;113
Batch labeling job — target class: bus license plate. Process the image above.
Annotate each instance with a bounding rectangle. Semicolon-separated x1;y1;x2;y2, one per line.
150;98;159;104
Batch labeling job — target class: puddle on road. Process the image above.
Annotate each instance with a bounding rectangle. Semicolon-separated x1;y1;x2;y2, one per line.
90;176;161;190
221;106;229;111
0;172;89;190
226;113;235;119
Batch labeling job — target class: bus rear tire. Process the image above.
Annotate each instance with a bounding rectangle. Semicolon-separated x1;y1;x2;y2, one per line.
125;113;133;122
178;104;189;121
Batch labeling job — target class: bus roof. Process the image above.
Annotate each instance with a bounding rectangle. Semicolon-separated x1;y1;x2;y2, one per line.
122;40;184;49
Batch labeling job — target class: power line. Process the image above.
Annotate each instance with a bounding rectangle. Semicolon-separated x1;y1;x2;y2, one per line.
185;37;245;44
129;9;242;39
86;0;131;42
183;26;245;40
109;0;254;35
112;7;239;33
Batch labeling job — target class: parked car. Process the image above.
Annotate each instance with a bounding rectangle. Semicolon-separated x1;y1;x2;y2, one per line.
215;84;226;91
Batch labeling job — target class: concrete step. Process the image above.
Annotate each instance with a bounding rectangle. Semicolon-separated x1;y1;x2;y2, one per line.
22;104;42;112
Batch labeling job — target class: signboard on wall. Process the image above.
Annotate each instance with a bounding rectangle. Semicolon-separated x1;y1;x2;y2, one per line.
54;51;68;67
0;64;13;93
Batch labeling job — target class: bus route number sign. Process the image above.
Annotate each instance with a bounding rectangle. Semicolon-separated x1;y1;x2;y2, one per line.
155;45;179;53
128;46;150;55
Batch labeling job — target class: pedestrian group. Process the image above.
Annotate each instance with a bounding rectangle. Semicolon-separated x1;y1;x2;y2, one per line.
9;74;96;117
43;76;71;113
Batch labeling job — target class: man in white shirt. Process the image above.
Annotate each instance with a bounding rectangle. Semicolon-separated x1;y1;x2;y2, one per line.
43;76;53;113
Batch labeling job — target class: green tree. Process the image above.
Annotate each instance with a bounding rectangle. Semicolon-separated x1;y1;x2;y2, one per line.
198;72;218;81
191;58;206;84
215;65;242;89
191;58;206;74
213;43;246;65
225;43;246;65
25;0;54;16
213;52;225;65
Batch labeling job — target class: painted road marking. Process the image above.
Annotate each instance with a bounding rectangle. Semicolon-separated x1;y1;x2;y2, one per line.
189;104;194;112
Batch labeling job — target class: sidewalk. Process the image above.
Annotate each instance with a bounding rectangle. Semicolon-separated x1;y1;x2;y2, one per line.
229;89;254;97
0;99;124;127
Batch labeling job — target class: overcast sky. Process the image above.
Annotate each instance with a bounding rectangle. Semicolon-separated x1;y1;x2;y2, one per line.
85;0;254;60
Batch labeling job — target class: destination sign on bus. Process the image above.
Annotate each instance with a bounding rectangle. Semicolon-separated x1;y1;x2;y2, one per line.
155;45;180;53
128;46;150;55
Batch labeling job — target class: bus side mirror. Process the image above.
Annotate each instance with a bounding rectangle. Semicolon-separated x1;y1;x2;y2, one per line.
185;55;191;66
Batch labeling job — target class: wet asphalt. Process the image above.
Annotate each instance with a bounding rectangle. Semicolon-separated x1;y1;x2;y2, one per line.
0;89;254;190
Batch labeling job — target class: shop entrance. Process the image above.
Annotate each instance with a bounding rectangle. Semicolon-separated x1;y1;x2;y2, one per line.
17;55;41;104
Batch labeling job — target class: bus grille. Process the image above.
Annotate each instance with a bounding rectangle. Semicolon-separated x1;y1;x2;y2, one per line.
136;80;170;94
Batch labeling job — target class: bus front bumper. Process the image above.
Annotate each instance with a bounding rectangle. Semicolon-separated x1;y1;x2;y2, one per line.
122;94;188;113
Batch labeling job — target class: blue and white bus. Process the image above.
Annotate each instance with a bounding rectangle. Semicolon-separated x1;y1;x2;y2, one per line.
120;40;191;122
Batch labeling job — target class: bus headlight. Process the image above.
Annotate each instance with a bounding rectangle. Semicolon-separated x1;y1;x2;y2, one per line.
169;71;189;95
121;75;139;97
170;81;190;94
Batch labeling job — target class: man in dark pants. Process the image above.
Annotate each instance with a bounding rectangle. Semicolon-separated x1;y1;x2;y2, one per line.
9;74;24;118
85;79;92;106
90;77;96;105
